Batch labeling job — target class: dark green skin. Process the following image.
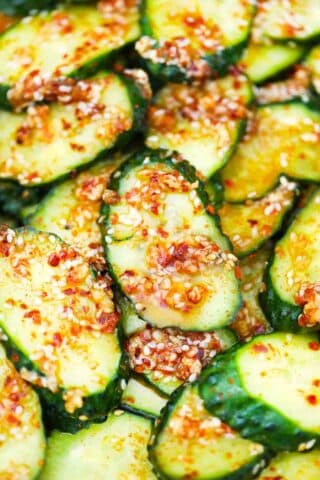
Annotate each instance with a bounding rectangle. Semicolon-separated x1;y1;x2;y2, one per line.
100;148;242;332
259;256;302;333
0;73;149;187
205;175;224;208
199;344;320;451
149;384;273;480
139;0;254;83
0;181;46;220
3;327;129;433
0;0;55;15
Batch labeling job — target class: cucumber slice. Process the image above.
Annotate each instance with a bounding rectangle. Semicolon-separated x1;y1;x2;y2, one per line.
0;343;46;479
102;150;241;331
30;154;125;270
150;384;271;480
136;0;255;81
121;376;168;418
0;3;140;104
231;247;272;341
240;42;306;84
127;323;237;395
256;0;320;42
258;450;320;480
146;74;252;180
260;188;320;332
39;410;156;480
0;226;127;432
200;332;320;451
306;45;320;94
221;102;320;202
218;181;297;257
0;72;147;186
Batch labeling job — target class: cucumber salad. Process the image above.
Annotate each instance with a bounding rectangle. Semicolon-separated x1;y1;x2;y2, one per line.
0;1;319;479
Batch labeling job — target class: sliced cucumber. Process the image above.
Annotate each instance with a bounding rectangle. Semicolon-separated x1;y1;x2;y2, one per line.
0;72;147;186
0;343;46;479
260;188;320;332
306;45;320;94
102;150;241;331
256;0;320;42
0;3;140;104
30;154;125;270
127;323;237;395
200;332;320;451
258;450;320;480
39;410;156;479
121;376;168;418
136;0;255;81
0;227;127;432
150;384;271;480
146;74;252;180
231;247;271;341
240;42;306;84
221;102;320;202
218;181;297;257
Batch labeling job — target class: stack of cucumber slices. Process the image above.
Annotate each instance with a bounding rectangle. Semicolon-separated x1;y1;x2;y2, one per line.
0;1;319;479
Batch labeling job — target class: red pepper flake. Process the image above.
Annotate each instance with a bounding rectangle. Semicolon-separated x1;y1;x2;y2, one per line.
261;225;272;236
63;288;77;296
157;226;169;238
0;241;10;257
7;413;21;426
24;309;41;324
248;219;258;227
52;332;63;347
11;353;19;363
122;269;135;277
97;311;120;333
48;253;60;267
235;265;242;280
309;342;320;351
70;142;85;152
252;343;268;353
224;179;234;188
9;392;21;402
110;213;119;225
70;325;81;337
206;205;215;215
306;394;318;405
52;11;74;34
150;202;160;215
